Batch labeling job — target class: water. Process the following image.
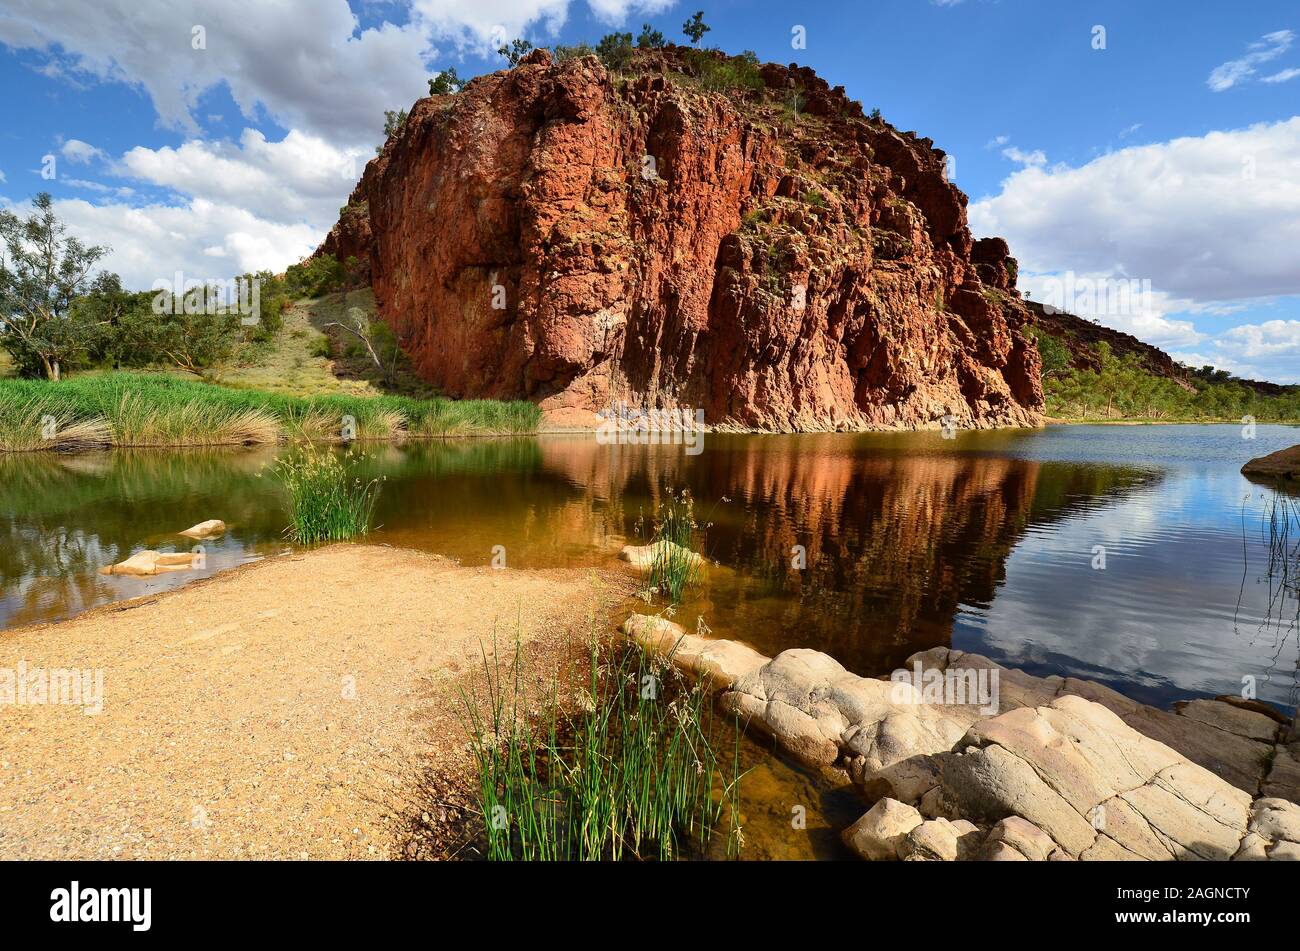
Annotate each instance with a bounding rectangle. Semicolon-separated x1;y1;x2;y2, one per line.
3;424;1298;715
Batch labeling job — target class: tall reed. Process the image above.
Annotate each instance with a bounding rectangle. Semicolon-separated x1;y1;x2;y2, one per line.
648;488;703;602
460;631;743;861
271;445;382;542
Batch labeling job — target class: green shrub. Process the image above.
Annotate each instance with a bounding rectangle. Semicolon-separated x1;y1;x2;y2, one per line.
596;31;634;70
428;67;462;95
637;23;666;49
553;43;595;62
285;257;347;299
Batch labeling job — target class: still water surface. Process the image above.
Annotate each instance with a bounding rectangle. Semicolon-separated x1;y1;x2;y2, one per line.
3;424;1298;715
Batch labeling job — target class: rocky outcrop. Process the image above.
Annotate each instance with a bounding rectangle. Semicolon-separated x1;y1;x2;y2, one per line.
1242;444;1300;482
318;47;1044;432
620;614;1300;860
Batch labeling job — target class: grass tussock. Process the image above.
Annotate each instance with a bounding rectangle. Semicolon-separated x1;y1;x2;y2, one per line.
271;444;382;543
461;632;743;861
0;398;113;451
0;373;540;452
647;489;704;603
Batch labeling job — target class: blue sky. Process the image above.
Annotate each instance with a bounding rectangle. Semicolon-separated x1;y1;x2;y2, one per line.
2;0;1298;381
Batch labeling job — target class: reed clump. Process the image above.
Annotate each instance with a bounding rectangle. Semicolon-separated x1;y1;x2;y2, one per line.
460;632;743;861
647;489;704;602
271;445;382;543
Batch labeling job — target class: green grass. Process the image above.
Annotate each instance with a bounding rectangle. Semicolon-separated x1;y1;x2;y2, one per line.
461;631;742;861
272;445;382;543
647;489;704;603
0;372;540;452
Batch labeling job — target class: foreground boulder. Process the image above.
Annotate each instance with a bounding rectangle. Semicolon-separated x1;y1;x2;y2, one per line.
1242;444;1300;482
317;47;1043;432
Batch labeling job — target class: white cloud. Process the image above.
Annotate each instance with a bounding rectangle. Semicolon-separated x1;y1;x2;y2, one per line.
63;177;133;198
0;194;325;292
1;1;677;145
0;0;434;147
1263;67;1300;84
60;139;105;164
0;170;6;184
970;118;1300;306
1207;29;1294;91
117;129;369;227
1001;146;1046;167
1217;319;1300;359
986;135;1009;149
586;0;674;26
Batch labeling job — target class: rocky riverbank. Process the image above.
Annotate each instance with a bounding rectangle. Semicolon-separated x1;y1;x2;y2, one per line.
623;615;1300;861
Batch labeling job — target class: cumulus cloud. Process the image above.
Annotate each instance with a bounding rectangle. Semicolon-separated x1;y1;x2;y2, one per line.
970;118;1300;306
0;0;434;147
1207;29;1294;91
117;130;370;227
1217;319;1300;360
0;194;325;292
1001;146;1046;168
60;139;106;164
1018;271;1207;350
1;1;679;145
586;0;675;26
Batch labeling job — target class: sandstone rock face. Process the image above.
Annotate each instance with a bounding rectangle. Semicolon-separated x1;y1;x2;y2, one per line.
319;48;1044;432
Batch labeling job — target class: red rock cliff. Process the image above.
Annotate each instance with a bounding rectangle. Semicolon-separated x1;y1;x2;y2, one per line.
318;47;1044;431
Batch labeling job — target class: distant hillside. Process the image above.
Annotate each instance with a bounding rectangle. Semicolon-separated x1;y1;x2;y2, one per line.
1025;300;1296;399
1024;300;1299;421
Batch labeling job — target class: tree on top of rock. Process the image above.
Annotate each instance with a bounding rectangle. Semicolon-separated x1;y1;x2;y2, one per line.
428;67;462;95
637;23;666;49
596;32;634;70
498;38;534;67
682;11;710;45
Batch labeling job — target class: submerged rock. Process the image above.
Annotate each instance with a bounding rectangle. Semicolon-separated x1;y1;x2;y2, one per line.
100;550;196;577
179;519;226;539
618;542;703;571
